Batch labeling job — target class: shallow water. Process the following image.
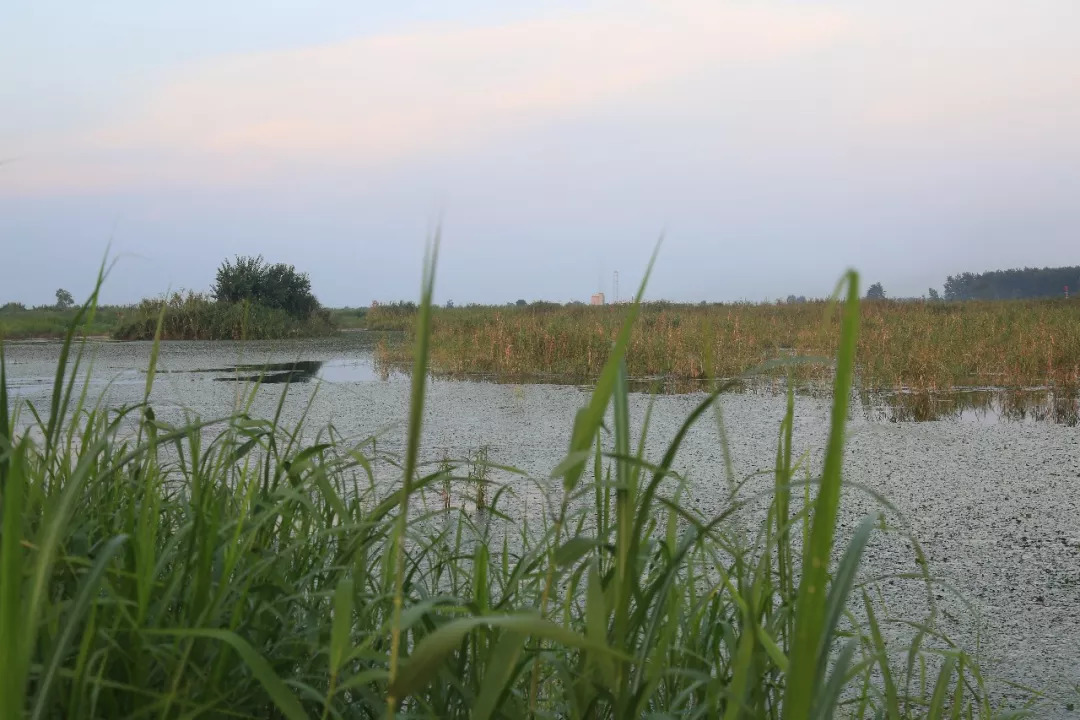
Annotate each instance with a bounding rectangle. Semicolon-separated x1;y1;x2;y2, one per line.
6;333;1074;427
4;334;1080;713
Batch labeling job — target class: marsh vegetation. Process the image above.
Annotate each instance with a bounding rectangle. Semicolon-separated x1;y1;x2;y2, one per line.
374;298;1080;391
0;257;1066;718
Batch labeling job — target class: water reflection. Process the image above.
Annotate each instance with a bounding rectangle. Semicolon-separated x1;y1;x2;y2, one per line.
382;359;1080;426
860;388;1079;426
209;361;324;384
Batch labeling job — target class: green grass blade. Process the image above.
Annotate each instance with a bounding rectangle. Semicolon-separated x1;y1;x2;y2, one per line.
44;258;108;458
471;631;526;720
812;638;858;720
863;591;902;720
783;270;860;720
0;342;9;447
928;655;957;719
330;577;354;677
21;430;128;669
390;614;617;701
612;356;634;703
142;294;168;403
722;605;758;720
147;628;309;720
30;534;128;720
559;241;659;492
387;231;439;715
816;514;877;680
0;438;27;719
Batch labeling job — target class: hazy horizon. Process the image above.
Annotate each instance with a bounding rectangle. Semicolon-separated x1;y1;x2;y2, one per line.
3;1;1078;307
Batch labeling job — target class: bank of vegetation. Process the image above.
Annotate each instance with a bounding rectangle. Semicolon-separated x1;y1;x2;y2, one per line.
114;255;335;340
113;291;335;341
2;257;336;342
376;297;1080;390
0;262;1052;717
0;303;126;340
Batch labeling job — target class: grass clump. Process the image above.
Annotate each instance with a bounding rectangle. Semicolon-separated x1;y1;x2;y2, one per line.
0;254;1045;718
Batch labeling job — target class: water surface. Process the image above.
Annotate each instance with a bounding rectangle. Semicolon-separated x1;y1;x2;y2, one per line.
4;334;1080;707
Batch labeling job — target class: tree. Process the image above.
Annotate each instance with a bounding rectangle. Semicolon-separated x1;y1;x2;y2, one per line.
55;288;75;310
445;299;454;309
212;255;320;317
515;299;527;307
928;288;940;301
943;266;1080;300
866;282;886;300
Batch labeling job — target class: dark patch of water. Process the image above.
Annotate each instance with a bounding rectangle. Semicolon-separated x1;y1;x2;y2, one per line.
206;361;325;383
859;387;1079;426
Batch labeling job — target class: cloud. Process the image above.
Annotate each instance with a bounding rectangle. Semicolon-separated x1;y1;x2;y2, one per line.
3;2;854;194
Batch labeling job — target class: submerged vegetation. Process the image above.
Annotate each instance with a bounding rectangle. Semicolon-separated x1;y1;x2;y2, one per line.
0;254;1056;718
376;297;1080;390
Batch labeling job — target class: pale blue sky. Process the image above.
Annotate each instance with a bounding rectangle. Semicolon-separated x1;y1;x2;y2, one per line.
2;1;1078;306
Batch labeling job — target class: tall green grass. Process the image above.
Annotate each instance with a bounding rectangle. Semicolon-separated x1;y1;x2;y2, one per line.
0;255;1041;718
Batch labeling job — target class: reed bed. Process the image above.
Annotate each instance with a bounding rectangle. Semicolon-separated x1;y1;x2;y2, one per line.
0;257;1046;718
376;298;1080;390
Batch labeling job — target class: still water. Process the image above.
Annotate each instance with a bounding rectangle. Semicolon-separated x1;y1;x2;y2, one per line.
4;333;1080;705
6;332;1075;428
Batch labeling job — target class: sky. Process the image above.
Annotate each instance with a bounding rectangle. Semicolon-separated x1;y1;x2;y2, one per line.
2;0;1079;306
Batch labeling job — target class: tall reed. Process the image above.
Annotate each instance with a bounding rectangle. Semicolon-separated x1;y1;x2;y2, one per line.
377;298;1080;390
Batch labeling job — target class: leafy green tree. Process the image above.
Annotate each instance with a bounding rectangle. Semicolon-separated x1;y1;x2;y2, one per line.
928;288;940;300
944;266;1080;300
212;255;320;317
866;282;886;300
515;299;527;307
55;288;74;309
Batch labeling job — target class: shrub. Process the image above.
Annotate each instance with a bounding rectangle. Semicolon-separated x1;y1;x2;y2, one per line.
211;255;321;317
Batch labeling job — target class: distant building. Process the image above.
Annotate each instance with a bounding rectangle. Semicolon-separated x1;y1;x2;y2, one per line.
590;293;605;306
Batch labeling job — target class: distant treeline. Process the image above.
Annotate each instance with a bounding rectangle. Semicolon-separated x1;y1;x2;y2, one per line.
944;266;1080;301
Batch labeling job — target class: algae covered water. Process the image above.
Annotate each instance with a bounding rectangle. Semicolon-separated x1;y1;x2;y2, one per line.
4;333;1080;710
